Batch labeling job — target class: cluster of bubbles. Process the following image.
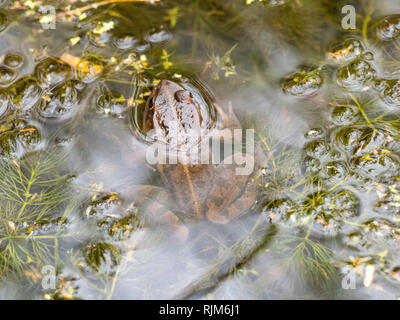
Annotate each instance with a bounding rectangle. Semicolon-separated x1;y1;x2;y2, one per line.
335;37;400;108
275;29;400;245
89;18;172;52
0;53;40;157
264;103;400;240
80;191;143;276
275;35;400;244
374;180;400;216
343;218;400;252
334;38;400;108
265;188;360;237
88;21;174;119
0;53;91;158
333;40;376;92
282;36;400;108
0;47;136;159
303;120;399;187
270;35;400;239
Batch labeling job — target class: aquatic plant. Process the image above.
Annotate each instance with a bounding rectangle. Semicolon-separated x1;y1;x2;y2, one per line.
270;232;339;293
0;148;74;279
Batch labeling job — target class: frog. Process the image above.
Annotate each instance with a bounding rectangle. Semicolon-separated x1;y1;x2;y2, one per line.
132;79;264;241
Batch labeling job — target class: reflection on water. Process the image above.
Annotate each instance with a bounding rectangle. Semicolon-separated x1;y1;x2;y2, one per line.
0;0;399;300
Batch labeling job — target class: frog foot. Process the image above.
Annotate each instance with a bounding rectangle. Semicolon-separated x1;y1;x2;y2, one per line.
207;177;257;224
134;185;189;242
205;153;258;224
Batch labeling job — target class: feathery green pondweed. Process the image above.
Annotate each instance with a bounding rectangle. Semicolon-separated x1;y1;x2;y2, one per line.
0;148;75;279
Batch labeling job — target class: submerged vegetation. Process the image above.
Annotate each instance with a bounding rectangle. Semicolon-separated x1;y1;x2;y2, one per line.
0;148;73;279
0;0;397;299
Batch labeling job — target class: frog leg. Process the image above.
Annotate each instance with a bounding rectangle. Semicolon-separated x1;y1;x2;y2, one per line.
208;177;257;224
134;185;189;241
157;163;214;221
206;154;257;224
214;101;241;130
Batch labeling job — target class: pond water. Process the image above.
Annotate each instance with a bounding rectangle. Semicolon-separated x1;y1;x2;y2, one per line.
0;0;400;300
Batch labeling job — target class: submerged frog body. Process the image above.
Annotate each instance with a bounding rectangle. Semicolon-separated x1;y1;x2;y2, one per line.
134;80;260;240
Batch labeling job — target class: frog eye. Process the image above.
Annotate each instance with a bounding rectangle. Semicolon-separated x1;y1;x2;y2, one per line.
174;90;192;103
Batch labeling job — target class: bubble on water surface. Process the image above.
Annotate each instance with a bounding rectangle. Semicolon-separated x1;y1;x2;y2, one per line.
303;139;331;159
0;66;15;86
85;192;122;219
38;80;80;121
76;56;105;84
319;161;348;184
113;34;138;50
0;120;41;158
330;104;359;126
96;91;126;119
282;67;323;96
35;57;72;87
90;30;113;47
145;27;173;44
373;78;400;107
80;242;121;276
335;125;394;156
262;198;300;224
343;218;400;251
335;126;364;153
376;15;400;41
10;77;42;111
336;57;377;91
351;153;400;180
4;53;24;69
97;212;143;242
134;41;151;53
304;127;325;140
301;189;360;237
327;38;365;62
303;155;322;174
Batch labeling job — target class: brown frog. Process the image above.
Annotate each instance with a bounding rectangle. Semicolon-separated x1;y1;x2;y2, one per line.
134;80;261;240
